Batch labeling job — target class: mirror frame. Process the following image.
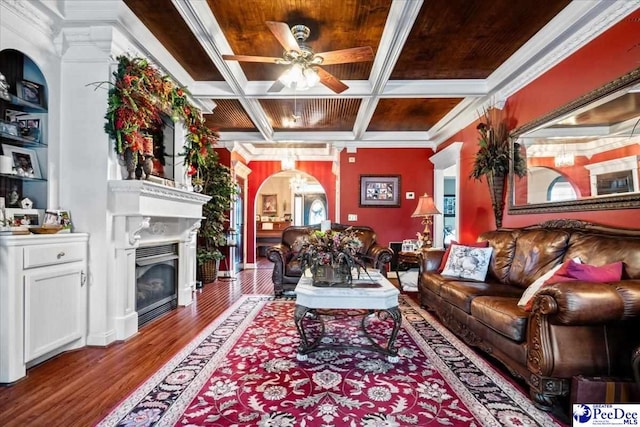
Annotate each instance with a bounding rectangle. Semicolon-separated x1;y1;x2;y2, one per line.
508;67;640;215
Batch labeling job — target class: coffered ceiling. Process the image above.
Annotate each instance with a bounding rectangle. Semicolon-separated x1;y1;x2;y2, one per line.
121;0;638;161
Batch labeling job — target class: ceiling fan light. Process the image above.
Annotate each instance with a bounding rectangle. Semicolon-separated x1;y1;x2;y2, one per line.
304;67;320;87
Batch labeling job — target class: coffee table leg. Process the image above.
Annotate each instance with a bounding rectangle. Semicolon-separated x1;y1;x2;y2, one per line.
294;304;324;361
385;306;402;362
361;306;402;362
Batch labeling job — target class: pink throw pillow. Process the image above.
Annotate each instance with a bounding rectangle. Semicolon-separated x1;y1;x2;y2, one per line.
523;259;623;312
437;240;489;273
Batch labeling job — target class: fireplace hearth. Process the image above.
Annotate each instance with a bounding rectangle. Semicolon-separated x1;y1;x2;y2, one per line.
136;243;179;326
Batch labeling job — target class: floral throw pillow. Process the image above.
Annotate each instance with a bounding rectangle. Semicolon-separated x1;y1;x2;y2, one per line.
441;244;493;281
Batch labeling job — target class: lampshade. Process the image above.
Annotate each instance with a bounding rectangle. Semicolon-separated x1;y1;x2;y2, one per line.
411;193;441;217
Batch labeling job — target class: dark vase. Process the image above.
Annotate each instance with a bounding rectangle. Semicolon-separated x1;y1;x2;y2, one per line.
142;154;154;179
124;148;136;180
311;262;351;287
486;171;506;229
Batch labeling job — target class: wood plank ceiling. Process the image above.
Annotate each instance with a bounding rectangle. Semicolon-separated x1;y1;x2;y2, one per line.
122;0;631;161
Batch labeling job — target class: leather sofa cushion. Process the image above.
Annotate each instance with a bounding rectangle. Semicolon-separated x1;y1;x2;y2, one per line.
440;281;523;313
420;272;450;296
566;232;640;279
479;230;516;283
471;296;529;342
507;229;569;289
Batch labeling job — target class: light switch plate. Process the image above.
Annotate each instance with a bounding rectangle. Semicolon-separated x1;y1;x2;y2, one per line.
348;157;356;163
347;214;357;221
406;192;415;199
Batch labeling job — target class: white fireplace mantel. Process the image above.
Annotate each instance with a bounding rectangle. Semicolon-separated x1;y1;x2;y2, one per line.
108;180;211;219
108;180;211;340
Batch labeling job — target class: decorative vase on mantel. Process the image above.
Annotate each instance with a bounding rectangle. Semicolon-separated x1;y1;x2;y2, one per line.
122;136;154;180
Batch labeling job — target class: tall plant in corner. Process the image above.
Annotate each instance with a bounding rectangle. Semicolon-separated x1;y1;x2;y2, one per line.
470;108;526;229
197;148;238;283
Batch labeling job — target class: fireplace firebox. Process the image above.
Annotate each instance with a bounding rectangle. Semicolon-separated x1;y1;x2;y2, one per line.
136;243;179;326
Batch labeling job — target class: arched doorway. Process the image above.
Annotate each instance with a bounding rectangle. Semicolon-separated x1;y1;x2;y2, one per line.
254;170;327;258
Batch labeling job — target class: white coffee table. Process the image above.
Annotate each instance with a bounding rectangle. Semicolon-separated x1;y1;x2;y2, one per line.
293;271;401;362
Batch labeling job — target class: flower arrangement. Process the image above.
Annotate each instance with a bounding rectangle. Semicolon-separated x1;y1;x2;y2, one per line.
102;56;218;175
469;107;526;228
470;107;526;182
297;228;364;284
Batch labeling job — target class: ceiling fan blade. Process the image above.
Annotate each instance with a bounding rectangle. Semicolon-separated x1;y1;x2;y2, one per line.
267;80;285;93
222;54;283;64
315;46;374;65
266;21;300;52
316;67;348;94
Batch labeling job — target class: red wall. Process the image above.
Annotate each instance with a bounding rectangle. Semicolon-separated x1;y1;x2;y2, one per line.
339;148;435;246
442;10;640;239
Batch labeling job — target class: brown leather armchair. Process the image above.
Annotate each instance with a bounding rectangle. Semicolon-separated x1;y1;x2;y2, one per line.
266;223;393;296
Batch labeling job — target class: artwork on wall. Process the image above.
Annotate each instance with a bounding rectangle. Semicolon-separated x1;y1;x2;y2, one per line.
261;194;277;215
359;175;401;207
443;195;456;215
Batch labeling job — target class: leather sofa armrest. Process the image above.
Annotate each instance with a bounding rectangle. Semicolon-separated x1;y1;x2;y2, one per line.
418;248;445;273
365;244;393;273
266;243;289;264
532;280;640;325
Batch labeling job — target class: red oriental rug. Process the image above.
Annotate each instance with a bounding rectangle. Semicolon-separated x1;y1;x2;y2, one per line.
97;295;563;426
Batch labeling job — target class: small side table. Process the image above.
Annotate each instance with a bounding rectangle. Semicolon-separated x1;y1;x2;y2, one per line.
396;251;421;289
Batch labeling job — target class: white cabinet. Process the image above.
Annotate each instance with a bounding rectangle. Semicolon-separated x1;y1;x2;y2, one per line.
0;233;88;383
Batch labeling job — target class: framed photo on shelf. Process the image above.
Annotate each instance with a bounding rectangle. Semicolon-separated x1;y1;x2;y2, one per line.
261;194;277;215
1;144;41;178
16;80;43;106
5;208;44;228
0;120;19;136
359;175;401;207
44;209;73;232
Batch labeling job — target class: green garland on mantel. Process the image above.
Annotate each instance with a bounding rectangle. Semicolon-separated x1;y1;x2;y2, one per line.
102;55;218;176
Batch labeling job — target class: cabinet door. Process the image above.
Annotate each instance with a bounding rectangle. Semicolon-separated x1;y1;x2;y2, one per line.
23;263;85;362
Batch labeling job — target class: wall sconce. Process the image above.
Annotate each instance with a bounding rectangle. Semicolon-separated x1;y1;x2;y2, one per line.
411;193;441;248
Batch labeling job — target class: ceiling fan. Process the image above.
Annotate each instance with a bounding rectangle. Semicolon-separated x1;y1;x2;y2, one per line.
222;21;374;94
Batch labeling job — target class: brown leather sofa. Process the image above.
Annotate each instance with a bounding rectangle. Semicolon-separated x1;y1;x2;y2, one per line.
418;219;640;411
267;223;393;296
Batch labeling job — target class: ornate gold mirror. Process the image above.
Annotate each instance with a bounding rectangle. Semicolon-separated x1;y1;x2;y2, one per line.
509;67;640;214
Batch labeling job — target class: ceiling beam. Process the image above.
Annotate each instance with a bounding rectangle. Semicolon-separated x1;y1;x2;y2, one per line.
353;0;423;140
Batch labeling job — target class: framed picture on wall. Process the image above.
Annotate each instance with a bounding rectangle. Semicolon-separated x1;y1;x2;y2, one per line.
359;175;401;207
261;194;277;215
443;195;456;215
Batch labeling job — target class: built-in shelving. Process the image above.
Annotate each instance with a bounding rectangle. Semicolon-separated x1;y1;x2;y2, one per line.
0;131;44;147
0;48;48;210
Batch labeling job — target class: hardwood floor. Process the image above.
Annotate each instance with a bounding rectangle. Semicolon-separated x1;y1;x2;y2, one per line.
0;262;277;427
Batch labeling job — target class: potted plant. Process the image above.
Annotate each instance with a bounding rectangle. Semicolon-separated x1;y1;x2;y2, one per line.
196;149;238;284
470;107;526;228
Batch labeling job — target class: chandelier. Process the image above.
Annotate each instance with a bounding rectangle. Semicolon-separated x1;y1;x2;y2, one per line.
289;174;307;191
554;145;574;167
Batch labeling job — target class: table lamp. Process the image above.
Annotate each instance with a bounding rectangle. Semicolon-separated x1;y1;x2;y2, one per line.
411;193;441;248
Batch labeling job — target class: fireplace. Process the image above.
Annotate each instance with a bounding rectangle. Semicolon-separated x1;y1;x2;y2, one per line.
136;243;179;326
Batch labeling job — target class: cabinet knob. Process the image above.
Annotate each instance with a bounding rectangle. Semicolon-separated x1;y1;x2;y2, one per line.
57;251;65;259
